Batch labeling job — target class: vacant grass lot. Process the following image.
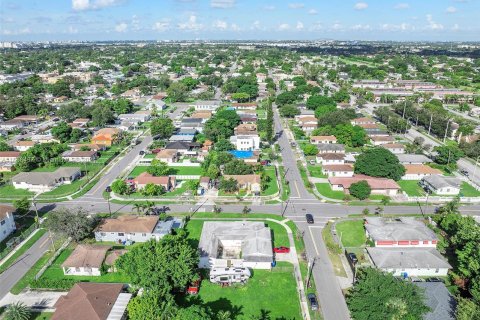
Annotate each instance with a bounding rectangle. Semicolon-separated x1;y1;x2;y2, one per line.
398;180;425;197
315;183;345;200
335;220;366;247
308;165;327;178
261;167;278;196
460;182;480;197
39;247;129;287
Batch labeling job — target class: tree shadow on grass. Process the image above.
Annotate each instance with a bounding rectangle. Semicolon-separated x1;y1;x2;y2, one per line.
204;297;244;320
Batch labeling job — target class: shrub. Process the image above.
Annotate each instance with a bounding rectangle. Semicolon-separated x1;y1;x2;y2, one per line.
30;278;77;290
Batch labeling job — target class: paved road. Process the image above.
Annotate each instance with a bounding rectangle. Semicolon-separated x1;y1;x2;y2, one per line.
0;232;51;299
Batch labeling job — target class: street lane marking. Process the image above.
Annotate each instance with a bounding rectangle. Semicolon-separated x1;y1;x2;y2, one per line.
308;226;321;255
39;237;49;249
294;181;301;197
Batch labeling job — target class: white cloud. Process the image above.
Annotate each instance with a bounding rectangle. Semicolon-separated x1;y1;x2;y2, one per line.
446;6;457;13
380;23;413;31
278;23;290;31
351;24;371;31
131;15;140;31
212;20;228;30
331;23;343;31
251;20;262;30
426;14;443;30
354;2;368;10
308;9;318;15
210;0;235;8
115;22;128;32
452;24;460;31
66;26;78;34
178;15;203;31
231;23;240;31
288;3;305;9
72;0;124;11
263;5;275;10
309;23;323;31
296;22;304;30
394;3;410;9
152;20;170;32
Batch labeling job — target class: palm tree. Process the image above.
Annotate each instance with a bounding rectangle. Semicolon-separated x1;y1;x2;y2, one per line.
145;201;156;215
4;302;31;320
133;203;143;215
242;206;251;215
217;310;232;320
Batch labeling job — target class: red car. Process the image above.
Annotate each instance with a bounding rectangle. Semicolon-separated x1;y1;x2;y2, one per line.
274;246;290;253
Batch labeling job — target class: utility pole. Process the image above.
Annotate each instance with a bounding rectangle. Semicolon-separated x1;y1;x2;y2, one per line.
443;119;452;144
473;156;480;180
282;199;289;217
32;193;41;228
402;101;407;119
107;192;112;216
428;113;433;136
306;257;316;288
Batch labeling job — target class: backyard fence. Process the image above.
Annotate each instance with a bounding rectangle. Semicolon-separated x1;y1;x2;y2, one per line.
34;239;70;281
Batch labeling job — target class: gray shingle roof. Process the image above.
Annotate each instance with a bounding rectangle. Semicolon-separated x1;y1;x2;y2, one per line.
365;217;438;242
396;154;433;164
12;167;81;186
422;175;461;189
367;247;452;269
317;143;345;151
415;282;456;320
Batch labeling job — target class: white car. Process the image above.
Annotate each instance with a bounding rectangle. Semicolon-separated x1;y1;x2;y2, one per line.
309;160;316;165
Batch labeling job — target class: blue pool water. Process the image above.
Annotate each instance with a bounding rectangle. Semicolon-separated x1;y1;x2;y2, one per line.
229;150;253;159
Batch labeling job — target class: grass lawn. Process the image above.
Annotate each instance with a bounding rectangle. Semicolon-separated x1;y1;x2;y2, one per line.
297;161;313;191
0;185;33;198
279;166;290;201
129;166;201;177
261;167;278;196
308;165;327;178
179;261;301;320
321;224;347;277
397;180;426;197
315;183;345;200
256;109;266;119
460;182;480;197
335;220;366;248
0;229;47;273
29;312;53;320
39;247;129;286
144;153;156;159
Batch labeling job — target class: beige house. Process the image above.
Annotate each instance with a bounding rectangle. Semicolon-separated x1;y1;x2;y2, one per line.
155;149;179;163
310;135;337;144
223;174;261;194
62;244;111;276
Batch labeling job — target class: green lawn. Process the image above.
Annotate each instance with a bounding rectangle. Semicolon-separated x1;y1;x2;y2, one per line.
315;183;345;200
308;165;327;178
0;185;33;198
129;166;202;177
460;182;480;197
279;166;291;201
397;180;426;197
179;261;301;320
335;220;366;248
38;247;129;288
256;109;267;119
261;167;278;196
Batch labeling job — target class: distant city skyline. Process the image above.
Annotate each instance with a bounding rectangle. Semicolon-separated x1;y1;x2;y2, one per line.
1;0;479;42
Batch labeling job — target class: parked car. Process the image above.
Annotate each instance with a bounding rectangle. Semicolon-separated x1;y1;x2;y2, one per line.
309;160;316;165
307;293;318;311
291;142;296;147
305;214;314;224
105;186;112;193
460;170;469;176
274;246;290;254
139;150;145;155
347;253;358;265
426;277;444;283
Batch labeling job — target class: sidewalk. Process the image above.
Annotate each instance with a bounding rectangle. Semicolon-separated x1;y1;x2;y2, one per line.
0;290;66;310
0;228;41;268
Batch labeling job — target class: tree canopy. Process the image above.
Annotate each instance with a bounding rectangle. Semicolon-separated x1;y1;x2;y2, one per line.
354;147;405;181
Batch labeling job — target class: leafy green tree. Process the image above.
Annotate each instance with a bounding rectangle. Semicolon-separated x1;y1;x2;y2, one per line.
302;144;318;156
279;104;300;118
167;82;189;102
306;95;336;110
349;181;371;200
0;141;12;151
456;298;480;320
184;180;199;193
314;105;337;118
91;103;115;127
111;179;129;195
141;183;165;196
219;178;238;193
346;268;430;320
4;302;31;320
223;159;254;175
113;98;133;114
151;118;175;139
275;91;298;106
433;145;464;165
147;160;172;176
173;305;212;320
116;234;199;291
45;208;97;242
13;197;31;215
231;92;250;102
51;122;73;143
127;289;177;320
354;147;405;181
214;138;234;151
15;143;67;172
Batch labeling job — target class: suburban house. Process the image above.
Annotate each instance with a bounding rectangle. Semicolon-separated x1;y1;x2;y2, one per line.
31;135;60;144
192;100;221;111
234;124;258;136
0;151;21;163
414;282;457;320
52;283;132;320
300;123;318;135
169;134;195;142
118;113;150;125
295;115;317;126
231;103;257;111
316;143;345;154
180;118;204;132
329;174;401;196
223;174;261;194
104;249;128;272
402;165;442;180
12;167;82;193
370;136;395;146
71;118;90;128
133;172;176;191
421;175;462;196
367;247;451;277
351;117;376;125
397;154;433;165
91;128;120;147
0;205;16;243
147;95;166;110
62;150;98;163
95;215;184;243
364;217;438;247
230;135;260;151
322;164;354;177
71;143;106;152
0;119;25;131
200;176;211;190
14;140;35;152
316;153;346;165
365;129;390;137
381;143;405;154
62;244;111;276
155;149;179;163
165;141;200;156
310;135;337;144
198;221;274;270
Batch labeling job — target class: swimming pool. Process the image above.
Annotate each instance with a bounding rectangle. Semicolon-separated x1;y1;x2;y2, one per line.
229;150;254;159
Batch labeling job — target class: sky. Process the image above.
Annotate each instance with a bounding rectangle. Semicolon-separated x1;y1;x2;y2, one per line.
0;0;479;42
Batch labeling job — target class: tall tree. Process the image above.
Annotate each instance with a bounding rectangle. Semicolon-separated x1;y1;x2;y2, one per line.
354;147;405;181
151;118;175;139
45;208;97;242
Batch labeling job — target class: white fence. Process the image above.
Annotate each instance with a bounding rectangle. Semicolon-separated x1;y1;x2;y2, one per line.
408;196;480;203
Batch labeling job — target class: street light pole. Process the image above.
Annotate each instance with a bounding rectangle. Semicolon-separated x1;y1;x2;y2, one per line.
443;119;452;144
473;156;480;181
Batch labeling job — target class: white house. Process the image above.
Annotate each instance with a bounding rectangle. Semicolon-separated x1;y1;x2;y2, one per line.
14;141;35;152
421;175;462;196
371;136;395;146
62;244;111;276
62;150;98;163
12;167;81;193
316;153;345;165
198;221;273;270
402;165;442;181
364;217;438;247
321;164;354;177
367;247;451;277
310;135;337;145
192;100;221;111
381;143;405;154
0;205;16;243
230;135;260;151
